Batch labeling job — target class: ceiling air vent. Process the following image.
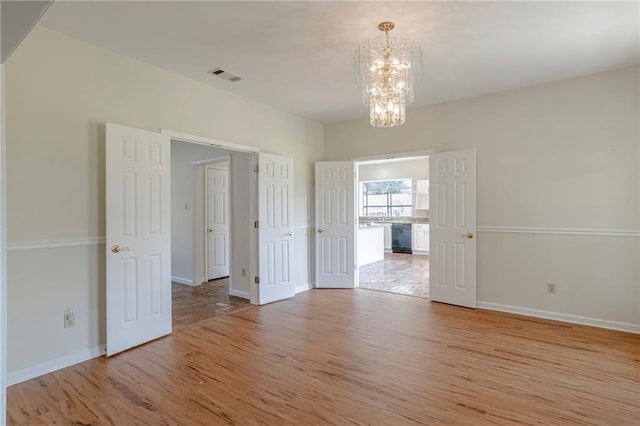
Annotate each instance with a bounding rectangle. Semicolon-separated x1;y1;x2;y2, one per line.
208;68;242;82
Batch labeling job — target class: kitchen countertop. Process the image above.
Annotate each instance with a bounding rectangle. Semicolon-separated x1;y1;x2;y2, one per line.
359;217;429;224
358;223;383;228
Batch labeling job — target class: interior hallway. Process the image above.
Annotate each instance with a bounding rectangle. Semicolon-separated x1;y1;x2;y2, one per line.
172;278;251;329
359;253;430;298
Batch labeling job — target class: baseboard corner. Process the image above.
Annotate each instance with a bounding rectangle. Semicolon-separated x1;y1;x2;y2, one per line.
295;283;312;294
171;276;194;286
229;289;251;300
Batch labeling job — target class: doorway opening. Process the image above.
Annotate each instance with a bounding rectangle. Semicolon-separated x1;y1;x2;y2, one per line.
355;155;430;299
170;140;252;329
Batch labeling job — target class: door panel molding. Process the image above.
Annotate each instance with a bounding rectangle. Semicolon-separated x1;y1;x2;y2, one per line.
429;150;477;308
106;123;172;356
205;165;230;280
315;162;356;288
257;153;295;305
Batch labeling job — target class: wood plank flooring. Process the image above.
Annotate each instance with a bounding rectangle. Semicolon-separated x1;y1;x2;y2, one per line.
7;289;639;425
172;279;251;329
359;253;430;298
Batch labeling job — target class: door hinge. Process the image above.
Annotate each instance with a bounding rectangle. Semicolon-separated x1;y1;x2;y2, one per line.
254;221;259;228
254;276;260;284
254;165;259;173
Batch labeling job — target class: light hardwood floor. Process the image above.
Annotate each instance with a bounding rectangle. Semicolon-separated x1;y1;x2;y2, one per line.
7;289;639;425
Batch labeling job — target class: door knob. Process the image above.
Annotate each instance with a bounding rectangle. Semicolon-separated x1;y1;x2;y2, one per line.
317;228;325;234
461;232;474;239
208;227;215;233
111;244;130;254
288;230;295;236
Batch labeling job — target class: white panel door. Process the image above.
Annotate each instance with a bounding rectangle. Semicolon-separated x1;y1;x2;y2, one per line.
429;150;477;308
206;166;230;280
106;123;171;356
257;153;295;304
315;162;356;288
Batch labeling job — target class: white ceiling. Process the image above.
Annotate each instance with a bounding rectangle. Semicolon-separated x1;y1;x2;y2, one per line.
38;1;639;124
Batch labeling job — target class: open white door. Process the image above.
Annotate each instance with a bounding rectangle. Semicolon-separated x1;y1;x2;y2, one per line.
429;149;477;308
257;153;295;304
315;162;357;288
205;165;230;280
106;123;171;356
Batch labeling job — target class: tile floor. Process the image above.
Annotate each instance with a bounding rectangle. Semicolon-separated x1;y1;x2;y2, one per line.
172;278;252;329
358;252;430;298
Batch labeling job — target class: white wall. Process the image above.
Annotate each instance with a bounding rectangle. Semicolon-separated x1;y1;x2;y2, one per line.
326;66;640;329
171;141;252;298
5;26;323;378
358;158;430;218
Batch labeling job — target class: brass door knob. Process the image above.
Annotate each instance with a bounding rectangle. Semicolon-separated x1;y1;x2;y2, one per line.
288;230;295;236
208;227;215;233
461;232;474;239
317;228;325;234
111;244;130;253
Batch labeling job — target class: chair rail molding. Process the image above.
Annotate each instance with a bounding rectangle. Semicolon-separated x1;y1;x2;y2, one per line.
8;237;106;251
477;226;639;238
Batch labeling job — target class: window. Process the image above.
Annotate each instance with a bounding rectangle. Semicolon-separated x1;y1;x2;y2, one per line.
361;179;413;217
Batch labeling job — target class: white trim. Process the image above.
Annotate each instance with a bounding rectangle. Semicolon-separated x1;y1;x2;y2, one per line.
477;226;639;238
171;276;194;286
162;129;259;153
477;301;640;334
352;150;433;162
0;60;6;425
7;345;106;386
250;152;258;305
8;237;105;251
229;289;250;300
295;283;312;294
192;156;230;166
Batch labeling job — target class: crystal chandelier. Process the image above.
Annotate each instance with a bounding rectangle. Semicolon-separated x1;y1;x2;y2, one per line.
354;22;423;127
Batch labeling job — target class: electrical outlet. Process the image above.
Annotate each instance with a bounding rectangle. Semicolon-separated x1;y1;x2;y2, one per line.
64;308;75;328
547;283;556;294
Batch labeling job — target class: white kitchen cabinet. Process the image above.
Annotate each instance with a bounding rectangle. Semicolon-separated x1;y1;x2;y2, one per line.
357;225;385;265
412;224;429;254
382;223;392;252
414;179;429;210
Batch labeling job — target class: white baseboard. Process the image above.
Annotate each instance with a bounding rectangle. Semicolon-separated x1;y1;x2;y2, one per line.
477;301;640;334
295;283;312;294
7;345;106;386
229;289;250;299
171;276;194;286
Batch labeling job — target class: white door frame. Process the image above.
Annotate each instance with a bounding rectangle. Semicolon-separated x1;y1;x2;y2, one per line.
161;130;259;304
192;155;231;286
0;60;7;425
351;150;434;288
